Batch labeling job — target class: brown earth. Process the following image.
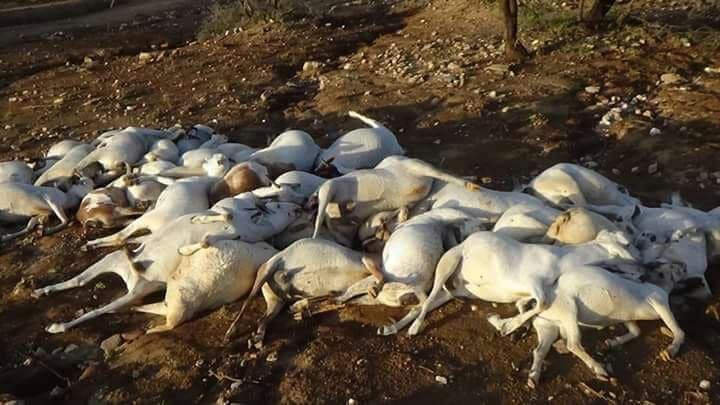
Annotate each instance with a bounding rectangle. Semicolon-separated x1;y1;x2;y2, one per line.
1;0;720;403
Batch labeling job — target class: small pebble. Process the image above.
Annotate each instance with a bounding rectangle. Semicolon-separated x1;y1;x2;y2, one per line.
435;375;448;385
700;380;711;390
650;127;661;136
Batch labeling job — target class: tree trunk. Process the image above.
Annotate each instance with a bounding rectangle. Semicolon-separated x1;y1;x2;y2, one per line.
499;0;529;61
580;0;616;28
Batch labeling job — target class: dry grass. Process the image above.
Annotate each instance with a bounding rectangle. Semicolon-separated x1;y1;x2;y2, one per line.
198;0;320;39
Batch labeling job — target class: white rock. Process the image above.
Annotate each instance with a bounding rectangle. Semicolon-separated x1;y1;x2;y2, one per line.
700;380;711;390
348;399;358;405
660;73;683;85
138;52;153;62
648;163;659;174
585;86;600;94
435;375;448;384
302;61;322;72
650;127;661;136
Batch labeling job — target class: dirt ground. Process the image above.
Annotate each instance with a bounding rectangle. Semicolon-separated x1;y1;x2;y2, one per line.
1;0;720;403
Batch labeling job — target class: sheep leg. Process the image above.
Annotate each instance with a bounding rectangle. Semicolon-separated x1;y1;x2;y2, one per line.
178;232;233;256
1;217;40;242
335;276;376;303
362;256;384;297
405;289;454;336
45;282;160;333
407;248;462;335
191;212;230;224
249;284;285;349
290;296;344;320
650;297;685;360
605;321;641;348
33;251;133;297
561;301;609;380
132;302;168;316
85;220;149;249
42;196;70;235
528;317;560;389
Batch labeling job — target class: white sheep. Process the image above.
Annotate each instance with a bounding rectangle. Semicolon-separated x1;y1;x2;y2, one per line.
226;238;382;345
34;144;93;187
84;176;218;249
411;180;545;220
528;163;640;206
404;230;640;336
133;240;277;333
247;130;321;173
315;111;404;176
337;208;485;332
35;200;300;333
312;156;480;245
515;262;687;387
0;161;33;184
544;207;621;245
492;204;561;242
0;176;94;241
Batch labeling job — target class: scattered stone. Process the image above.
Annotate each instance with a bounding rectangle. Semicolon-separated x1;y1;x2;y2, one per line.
447;62;461;71
700;380;711;390
481;177;492;185
486;64;510;74
302;61;322;72
100;334;123;355
435;375;448;385
348;399;358;405
660;73;683;85
49;387;64;398
585;86;600;94
612;168;621;175
343;63;353;71
470;305;478;311
138;52;153;62
650;127;661;136
631;166;640;174
648;163;659;175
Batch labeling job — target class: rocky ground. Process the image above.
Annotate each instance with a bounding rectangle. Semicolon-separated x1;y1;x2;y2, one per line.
1;0;720;403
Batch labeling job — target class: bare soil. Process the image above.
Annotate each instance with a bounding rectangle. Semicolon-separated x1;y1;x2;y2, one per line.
1;0;720;403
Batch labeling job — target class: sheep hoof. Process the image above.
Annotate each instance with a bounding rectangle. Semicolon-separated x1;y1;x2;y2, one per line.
486;313;502;331
46;323;66;334
378;324;398;336
465;182;481;192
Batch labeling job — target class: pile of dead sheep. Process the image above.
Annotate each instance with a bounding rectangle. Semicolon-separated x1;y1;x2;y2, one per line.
3;111;719;387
